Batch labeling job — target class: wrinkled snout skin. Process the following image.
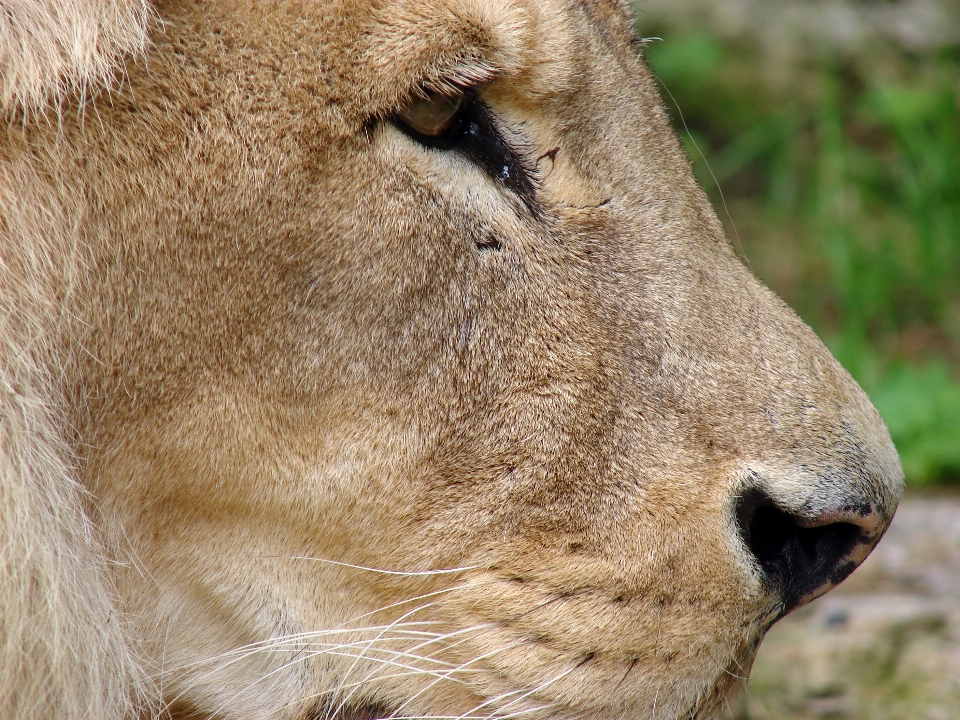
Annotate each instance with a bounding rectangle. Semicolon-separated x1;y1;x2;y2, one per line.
49;1;904;719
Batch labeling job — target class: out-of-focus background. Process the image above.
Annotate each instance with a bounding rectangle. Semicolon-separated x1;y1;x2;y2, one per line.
630;0;960;717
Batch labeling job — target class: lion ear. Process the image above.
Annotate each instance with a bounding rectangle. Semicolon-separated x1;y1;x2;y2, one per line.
1;0;150;116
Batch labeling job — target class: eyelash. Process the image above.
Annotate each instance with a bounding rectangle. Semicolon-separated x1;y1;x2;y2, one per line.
393;94;539;213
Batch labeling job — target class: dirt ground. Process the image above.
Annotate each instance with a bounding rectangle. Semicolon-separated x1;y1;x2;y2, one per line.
735;494;960;719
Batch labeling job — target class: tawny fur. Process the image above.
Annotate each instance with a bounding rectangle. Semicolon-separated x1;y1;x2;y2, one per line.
0;2;902;720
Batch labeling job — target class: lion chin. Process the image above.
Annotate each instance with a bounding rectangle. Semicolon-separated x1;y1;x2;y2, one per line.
1;1;902;720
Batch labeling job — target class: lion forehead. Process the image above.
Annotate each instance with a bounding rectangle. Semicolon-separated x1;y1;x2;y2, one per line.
1;0;612;122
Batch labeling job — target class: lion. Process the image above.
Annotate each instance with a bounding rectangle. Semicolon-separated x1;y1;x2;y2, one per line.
0;1;903;719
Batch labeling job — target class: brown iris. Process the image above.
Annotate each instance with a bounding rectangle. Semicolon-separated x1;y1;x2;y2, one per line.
396;91;464;137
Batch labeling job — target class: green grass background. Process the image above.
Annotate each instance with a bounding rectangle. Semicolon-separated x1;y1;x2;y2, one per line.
633;1;960;485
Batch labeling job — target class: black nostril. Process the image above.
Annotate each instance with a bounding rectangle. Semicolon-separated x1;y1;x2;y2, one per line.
736;489;863;614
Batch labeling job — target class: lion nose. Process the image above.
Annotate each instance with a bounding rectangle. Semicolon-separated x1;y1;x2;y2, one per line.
735;485;893;614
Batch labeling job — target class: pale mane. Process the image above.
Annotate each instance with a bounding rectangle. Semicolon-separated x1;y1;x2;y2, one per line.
1;2;150;717
0;0;150;114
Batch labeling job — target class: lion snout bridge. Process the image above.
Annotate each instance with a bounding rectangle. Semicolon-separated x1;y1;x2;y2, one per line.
735;476;895;614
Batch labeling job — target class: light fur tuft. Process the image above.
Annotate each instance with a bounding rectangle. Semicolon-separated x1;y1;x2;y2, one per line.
0;0;150;115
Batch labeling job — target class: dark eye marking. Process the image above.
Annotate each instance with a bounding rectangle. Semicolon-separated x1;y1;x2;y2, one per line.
392;90;539;216
474;235;503;252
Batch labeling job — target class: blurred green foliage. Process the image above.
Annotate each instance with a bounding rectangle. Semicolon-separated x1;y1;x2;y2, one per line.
640;19;960;484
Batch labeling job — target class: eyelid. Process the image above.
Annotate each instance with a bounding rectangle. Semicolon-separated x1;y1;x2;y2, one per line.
395;91;464;137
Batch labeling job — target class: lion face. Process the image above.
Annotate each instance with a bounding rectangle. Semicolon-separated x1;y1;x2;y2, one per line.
5;1;901;719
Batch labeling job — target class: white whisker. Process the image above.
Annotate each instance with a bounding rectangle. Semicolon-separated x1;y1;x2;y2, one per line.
476;662;580;720
339;581;480;627
167;575;506;718
169;623;452;716
207;644;477;719
327;600;467;718
265;556;478;577
441;702;554;720
388;638;530;719
392;711;552;720
263;670;469;720
181;622;447;670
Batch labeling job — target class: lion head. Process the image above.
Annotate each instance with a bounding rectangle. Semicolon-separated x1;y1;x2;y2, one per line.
0;2;902;719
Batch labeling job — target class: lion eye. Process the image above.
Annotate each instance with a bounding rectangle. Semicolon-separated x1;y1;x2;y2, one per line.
396;91;464;137
392;89;538;214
